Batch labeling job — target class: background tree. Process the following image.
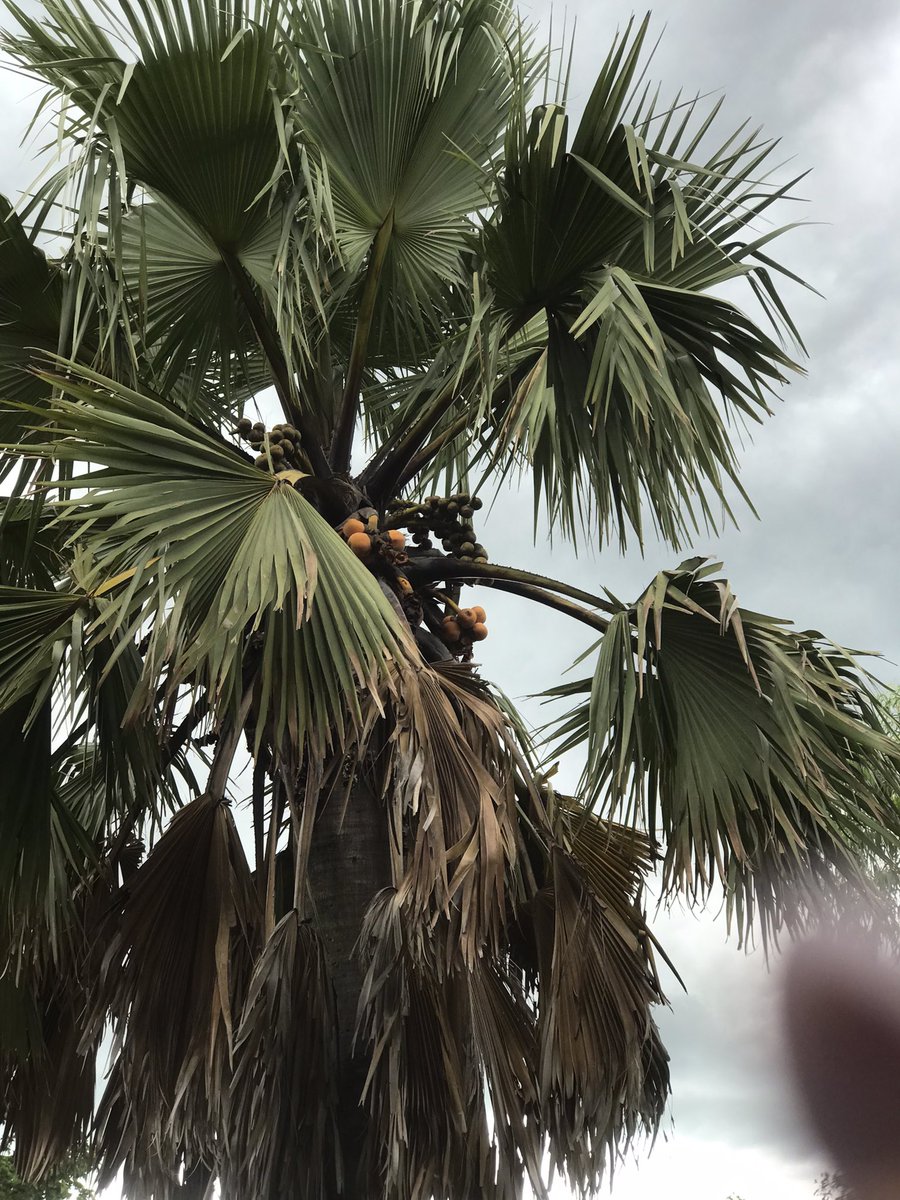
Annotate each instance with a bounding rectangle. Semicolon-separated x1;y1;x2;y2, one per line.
0;1155;94;1200
0;2;898;1199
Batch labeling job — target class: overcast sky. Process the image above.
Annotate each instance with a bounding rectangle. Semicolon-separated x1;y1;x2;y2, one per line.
2;1;899;1198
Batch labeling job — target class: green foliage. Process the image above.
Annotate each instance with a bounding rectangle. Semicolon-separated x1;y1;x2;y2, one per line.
0;1155;94;1199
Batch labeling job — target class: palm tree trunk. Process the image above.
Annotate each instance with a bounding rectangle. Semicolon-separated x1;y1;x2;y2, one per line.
307;772;391;1200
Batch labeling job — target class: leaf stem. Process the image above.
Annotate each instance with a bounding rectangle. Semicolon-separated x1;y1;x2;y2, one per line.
330;211;394;474
404;555;616;618
222;251;332;478
361;367;464;504
361;315;527;503
395;410;473;489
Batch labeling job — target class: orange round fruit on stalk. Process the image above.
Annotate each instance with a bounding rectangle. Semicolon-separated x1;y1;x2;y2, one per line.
347;532;372;558
456;608;477;629
386;529;406;550
341;518;366;537
440;615;461;642
471;623;488;641
472;605;486;622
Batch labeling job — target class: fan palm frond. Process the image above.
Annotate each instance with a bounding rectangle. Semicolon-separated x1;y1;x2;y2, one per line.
287;0;528;361
476;17;802;548
546;558;900;941
21;362;412;749
88;791;259;1190
372;660;530;963
0;198;65;449
223;911;339;1200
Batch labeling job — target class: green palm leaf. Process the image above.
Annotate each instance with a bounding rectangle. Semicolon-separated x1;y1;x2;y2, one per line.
1;0;292;415
287;0;526;352
0;497;65;588
0;198;65;447
478;17;802;547
546;559;900;941
23;362;411;750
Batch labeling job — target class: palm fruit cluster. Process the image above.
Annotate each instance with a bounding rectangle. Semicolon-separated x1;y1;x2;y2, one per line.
385;493;488;562
338;512;408;566
438;603;488;653
235;417;303;471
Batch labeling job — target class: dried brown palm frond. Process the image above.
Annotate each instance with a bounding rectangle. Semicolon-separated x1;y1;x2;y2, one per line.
371;660;534;964
87;791;260;1189
530;846;669;1194
356;888;543;1200
222;910;339;1200
356;831;668;1198
0;865;115;1184
0;983;96;1183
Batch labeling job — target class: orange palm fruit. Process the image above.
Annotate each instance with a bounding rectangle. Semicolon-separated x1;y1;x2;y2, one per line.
341;518;366;537
456;608;477;629
472;605;486;622
440;616;461;643
471;623;488;641
347;532;372;558
386;529;406;550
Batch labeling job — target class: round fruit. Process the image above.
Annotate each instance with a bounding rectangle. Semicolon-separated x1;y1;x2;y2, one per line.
254;454;269;469
269;445;285;461
347;532;372;558
342;518;366;537
473;606;486;622
471;623;488;641
397;576;413;595
281;439;295;455
387;529;406;550
474;555;488;564
459;541;475;555
458;554;473;562
471;496;483;510
252;421;266;433
457;608;477;629
460;505;474;519
446;501;458;515
440;618;461;643
237;417;253;434
268;429;283;443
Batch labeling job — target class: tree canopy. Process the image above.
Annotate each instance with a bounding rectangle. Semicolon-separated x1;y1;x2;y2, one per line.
0;1;897;1198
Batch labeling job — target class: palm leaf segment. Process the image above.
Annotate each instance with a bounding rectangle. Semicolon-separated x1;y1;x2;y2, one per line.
27;362;411;751
548;558;900;942
472;16;805;546
1;0;292;413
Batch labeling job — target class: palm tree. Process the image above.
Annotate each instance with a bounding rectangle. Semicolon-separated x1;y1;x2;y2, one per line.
0;1;897;1198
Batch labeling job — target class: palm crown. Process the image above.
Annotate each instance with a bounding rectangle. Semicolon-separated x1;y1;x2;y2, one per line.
0;1;897;1198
